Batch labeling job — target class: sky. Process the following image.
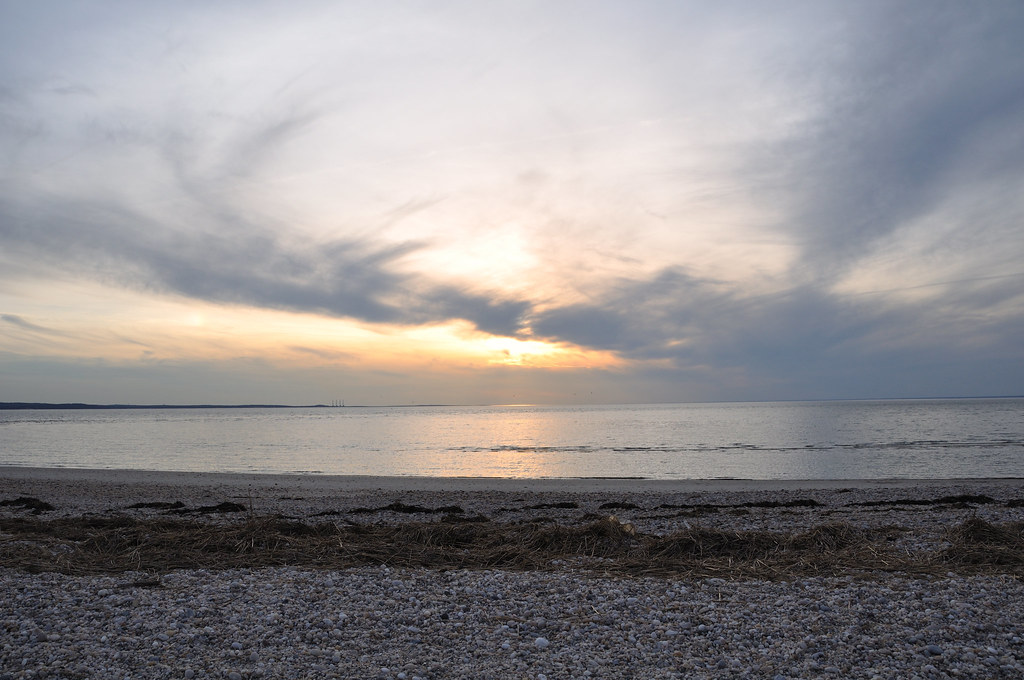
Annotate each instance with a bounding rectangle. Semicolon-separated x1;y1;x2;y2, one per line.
1;1;1023;406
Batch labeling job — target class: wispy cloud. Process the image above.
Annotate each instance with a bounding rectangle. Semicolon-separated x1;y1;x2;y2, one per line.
0;314;66;336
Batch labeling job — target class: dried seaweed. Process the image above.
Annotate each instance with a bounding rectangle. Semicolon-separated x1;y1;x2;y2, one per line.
0;497;55;513
846;494;996;508
4;513;1023;580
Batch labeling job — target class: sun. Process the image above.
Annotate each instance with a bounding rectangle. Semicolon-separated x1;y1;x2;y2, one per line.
478;335;622;369
483;336;563;366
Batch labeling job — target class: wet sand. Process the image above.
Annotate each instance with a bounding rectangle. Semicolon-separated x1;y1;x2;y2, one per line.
5;464;1023;494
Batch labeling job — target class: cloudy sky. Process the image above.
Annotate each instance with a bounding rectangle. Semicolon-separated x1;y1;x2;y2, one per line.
1;1;1023;405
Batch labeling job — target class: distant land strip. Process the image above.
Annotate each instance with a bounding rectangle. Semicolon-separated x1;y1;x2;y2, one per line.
0;402;464;410
0;402;303;410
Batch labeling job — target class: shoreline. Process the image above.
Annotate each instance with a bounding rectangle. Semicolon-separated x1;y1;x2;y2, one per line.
4;464;1024;493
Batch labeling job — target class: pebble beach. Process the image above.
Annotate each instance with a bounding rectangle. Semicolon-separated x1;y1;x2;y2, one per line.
3;469;1024;679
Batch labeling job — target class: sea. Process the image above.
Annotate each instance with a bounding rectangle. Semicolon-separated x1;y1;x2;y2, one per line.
1;399;1022;480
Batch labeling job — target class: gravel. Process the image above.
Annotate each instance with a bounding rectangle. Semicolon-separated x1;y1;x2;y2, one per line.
3;566;1024;679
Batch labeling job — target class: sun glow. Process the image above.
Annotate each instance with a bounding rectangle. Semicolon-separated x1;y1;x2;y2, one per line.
400;322;624;370
480;336;569;366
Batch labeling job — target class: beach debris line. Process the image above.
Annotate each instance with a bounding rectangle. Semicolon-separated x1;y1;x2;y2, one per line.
657;498;823;510
598;501;642;510
127;501;186;510
2;513;1024;579
123;500;248;514
845;494;997;507
0;496;55;514
526;501;580;510
347;501;466;515
190;502;248;514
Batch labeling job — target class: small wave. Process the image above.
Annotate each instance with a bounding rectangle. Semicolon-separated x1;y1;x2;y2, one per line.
449;438;1024;458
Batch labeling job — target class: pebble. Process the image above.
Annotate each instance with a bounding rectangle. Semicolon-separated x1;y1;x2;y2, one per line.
2;565;1024;679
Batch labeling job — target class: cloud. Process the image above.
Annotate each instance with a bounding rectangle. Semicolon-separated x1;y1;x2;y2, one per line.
0;65;531;337
510;2;1024;397
762;2;1024;276
287;345;355;362
530;268;724;355
0;314;65;335
530;260;1024;398
0;192;529;335
2;1;1023;404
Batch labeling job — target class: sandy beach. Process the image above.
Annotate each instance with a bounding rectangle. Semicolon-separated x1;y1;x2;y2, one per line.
5;465;1024;514
3;468;1024;678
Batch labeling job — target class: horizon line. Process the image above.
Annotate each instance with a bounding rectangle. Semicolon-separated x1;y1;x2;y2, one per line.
2;395;1022;410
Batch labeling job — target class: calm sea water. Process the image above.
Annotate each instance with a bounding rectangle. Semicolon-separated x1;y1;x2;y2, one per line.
1;399;1022;480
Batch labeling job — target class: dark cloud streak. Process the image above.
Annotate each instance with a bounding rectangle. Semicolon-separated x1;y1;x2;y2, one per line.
0;194;528;334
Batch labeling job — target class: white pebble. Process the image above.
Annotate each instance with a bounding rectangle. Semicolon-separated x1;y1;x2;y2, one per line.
535;637;550;649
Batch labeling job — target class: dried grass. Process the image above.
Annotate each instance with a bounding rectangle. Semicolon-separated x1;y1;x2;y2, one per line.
940;517;1024;569
3;514;1024;579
